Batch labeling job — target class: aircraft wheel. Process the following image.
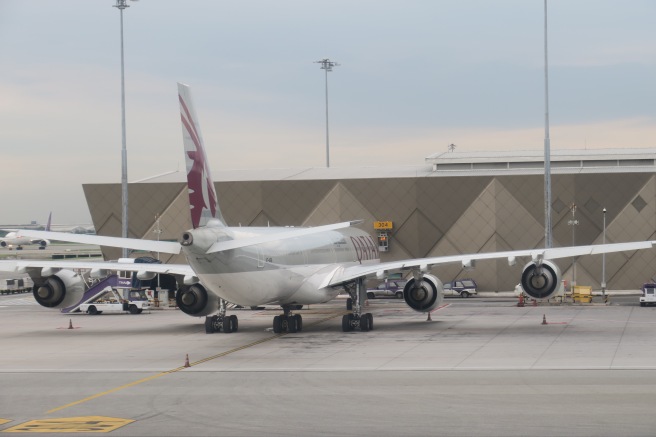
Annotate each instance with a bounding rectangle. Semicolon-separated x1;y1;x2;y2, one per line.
230;315;239;332
88;306;98;315
205;316;216;333
273;315;282;333
294;314;303;332
342;314;351;332
360;314;370;332
287;315;298;333
222;316;233;333
366;313;374;331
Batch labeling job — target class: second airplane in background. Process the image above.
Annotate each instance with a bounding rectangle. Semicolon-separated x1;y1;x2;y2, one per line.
4;84;656;334
0;213;52;250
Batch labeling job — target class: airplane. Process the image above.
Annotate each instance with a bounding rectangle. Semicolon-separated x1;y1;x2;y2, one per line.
0;212;52;250
2;83;656;335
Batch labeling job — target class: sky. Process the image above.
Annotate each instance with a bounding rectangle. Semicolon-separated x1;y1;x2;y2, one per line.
1;0;655;224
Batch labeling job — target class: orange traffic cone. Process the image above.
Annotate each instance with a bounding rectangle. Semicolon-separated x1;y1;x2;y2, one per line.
184;354;190;368
68;319;74;330
542;314;547;325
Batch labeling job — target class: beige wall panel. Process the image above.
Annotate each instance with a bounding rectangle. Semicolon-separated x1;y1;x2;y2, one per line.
393;209;442;258
343;178;417;228
494;181;543;249
418;177;492;236
218;181;263;226
262;181;333;226
443;180;496;254
499;175;548;226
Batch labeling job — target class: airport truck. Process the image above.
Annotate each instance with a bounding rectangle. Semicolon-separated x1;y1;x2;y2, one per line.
640;283;656;307
79;287;150;315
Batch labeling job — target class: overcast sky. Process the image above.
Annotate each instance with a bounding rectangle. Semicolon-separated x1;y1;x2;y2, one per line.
1;0;655;224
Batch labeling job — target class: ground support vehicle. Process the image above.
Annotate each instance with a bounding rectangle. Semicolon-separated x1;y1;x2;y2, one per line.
79;287;150;315
0;278;31;295
443;279;478;298
640;283;656;306
366;280;407;299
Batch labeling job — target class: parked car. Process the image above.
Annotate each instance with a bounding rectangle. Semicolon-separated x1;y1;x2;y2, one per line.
367;280;407;299
443;279;477;298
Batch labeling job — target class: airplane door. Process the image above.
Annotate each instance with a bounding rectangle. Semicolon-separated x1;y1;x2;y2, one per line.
257;248;264;268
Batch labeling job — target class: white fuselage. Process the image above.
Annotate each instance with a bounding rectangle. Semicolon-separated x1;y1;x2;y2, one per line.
0;232;40;249
181;226;380;306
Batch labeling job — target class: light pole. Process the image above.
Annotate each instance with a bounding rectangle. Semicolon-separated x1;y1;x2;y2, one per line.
113;0;134;258
153;214;162;290
543;0;553;249
314;58;339;168
568;203;579;287
602;208;607;296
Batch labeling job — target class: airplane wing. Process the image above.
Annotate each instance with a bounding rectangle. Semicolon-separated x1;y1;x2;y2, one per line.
1;229;181;254
0;259;193;277
322;240;656;288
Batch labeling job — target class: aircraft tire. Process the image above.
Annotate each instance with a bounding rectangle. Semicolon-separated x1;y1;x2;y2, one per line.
205;316;216;334
287;316;298;333
230;315;239;332
222;316;233;333
342;314;351;332
273;315;282;333
366;313;373;331
294;314;303;332
360;315;370;332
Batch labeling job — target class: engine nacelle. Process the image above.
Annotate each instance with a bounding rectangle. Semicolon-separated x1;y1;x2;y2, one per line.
403;274;444;313
0;241;7;247
38;239;49;248
520;260;562;300
33;269;86;309
176;283;219;317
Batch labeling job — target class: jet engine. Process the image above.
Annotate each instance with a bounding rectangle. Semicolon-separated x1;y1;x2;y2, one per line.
176;283;219;317
33;269;86;309
403;274;444;312
520;260;562;300
38;239;49;249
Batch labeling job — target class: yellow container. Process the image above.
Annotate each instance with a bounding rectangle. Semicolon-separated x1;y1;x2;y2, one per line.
572;285;593;303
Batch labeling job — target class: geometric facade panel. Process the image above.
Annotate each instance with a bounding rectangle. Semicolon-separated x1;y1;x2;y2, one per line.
84;171;656;291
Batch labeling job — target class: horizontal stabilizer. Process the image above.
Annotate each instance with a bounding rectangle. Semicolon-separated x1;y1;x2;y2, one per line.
206;220;364;253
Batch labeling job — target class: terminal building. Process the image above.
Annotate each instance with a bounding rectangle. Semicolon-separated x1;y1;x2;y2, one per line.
83;148;656;292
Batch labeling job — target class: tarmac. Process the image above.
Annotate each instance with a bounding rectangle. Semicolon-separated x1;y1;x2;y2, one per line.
1;293;656;436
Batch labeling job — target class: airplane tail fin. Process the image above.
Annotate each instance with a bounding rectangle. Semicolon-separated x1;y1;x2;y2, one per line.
45;212;52;231
178;83;225;229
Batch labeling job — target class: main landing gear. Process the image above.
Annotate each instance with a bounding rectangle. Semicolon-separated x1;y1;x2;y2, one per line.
272;305;303;334
342;278;374;332
205;299;238;334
